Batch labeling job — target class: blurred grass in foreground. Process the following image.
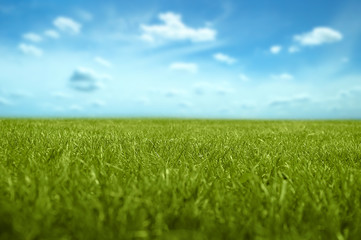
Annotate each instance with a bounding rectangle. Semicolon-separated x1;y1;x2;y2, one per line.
0;119;361;240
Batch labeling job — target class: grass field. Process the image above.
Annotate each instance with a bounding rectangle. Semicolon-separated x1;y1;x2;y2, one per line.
0;119;361;240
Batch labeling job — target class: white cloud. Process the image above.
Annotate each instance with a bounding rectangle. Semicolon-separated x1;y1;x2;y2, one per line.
270;45;282;54
94;57;112;68
294;27;343;46
288;46;300;53
22;33;42;43
169;62;198;73
44;30;60;39
213;53;236;64
239;74;249;82
271;73;294;80
18;43;43;57
141;12;216;43
53;16;81;34
69;67;111;92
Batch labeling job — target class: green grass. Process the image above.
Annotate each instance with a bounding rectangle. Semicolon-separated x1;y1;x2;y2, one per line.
1;119;361;240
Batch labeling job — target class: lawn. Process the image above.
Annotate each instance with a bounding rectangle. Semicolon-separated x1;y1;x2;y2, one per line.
0;119;361;240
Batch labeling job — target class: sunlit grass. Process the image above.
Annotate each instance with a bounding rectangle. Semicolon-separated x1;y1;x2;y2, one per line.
1;119;361;239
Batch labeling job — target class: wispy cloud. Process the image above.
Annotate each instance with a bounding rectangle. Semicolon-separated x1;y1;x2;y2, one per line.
270;45;282;54
239;74;250;82
136;97;150;106
341;57;349;63
178;101;192;108
288;46;300;53
9;90;32;99
94;57;112;68
294;27;343;46
69;67;110;92
339;87;361;99
164;89;187;98
22;33;43;43
141;12;216;43
269;95;311;107
216;86;233;95
271;73;294;80
77;10;93;21
51;91;70;99
44;30;60;39
18;43;43;57
169;62;198;73
194;82;214;95
213;53;236;64
0;97;11;106
91;99;106;108
193;82;233;95
0;4;14;14
53;16;82;34
69;104;83;111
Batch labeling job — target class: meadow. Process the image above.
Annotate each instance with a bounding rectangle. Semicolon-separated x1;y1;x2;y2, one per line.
0;119;360;240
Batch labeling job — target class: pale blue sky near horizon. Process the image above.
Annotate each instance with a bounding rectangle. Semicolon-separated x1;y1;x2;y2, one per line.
0;0;360;118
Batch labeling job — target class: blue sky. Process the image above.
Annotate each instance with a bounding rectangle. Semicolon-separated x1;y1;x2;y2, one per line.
0;0;360;118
